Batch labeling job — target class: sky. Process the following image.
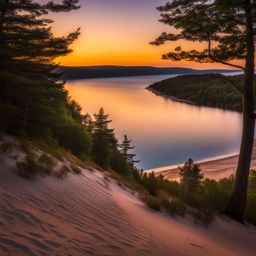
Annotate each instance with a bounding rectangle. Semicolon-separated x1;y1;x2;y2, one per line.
50;0;233;68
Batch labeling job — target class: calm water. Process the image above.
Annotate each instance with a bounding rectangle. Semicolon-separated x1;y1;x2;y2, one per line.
66;75;242;170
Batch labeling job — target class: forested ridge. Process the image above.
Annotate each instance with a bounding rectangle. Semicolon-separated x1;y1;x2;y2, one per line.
148;74;255;112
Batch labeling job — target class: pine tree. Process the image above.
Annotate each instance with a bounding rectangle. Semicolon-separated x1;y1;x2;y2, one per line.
179;159;204;202
119;134;139;167
152;0;255;222
0;0;80;132
0;0;80;74
92;108;117;168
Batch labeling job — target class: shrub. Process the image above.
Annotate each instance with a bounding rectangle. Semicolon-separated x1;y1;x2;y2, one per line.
141;172;159;196
159;192;187;217
71;164;81;174
190;210;214;226
56;165;70;178
37;153;55;175
144;195;161;211
16;152;38;180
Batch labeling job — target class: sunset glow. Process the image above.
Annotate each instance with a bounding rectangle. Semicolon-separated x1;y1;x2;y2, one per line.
53;0;237;68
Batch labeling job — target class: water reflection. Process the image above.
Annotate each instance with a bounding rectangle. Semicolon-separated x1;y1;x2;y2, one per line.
66;75;242;170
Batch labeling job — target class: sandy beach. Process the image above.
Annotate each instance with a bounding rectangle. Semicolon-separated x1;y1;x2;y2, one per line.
1;137;256;255
147;140;256;181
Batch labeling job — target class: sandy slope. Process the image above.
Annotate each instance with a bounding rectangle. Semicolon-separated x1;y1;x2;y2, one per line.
1;152;256;256
148;140;256;181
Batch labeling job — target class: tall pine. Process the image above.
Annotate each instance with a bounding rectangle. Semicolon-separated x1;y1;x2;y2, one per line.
0;0;80;132
179;159;204;202
119;134;139;167
92;108;117;168
152;0;255;222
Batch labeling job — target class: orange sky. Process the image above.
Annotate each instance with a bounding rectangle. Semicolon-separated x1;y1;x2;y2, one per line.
51;0;239;69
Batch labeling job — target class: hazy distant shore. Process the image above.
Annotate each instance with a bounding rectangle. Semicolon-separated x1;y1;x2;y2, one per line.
59;65;236;80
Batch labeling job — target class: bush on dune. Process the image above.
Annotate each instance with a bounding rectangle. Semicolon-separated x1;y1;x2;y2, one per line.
136;160;256;226
16;152;38;180
37;153;55;175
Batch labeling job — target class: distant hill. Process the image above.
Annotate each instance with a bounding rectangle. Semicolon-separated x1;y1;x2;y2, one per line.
59;65;237;80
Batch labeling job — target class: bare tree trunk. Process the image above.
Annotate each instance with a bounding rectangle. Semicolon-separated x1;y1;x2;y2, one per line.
224;0;255;222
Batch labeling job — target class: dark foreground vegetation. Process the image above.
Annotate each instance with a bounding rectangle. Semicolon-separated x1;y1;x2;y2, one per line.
148;74;255;112
139;161;256;226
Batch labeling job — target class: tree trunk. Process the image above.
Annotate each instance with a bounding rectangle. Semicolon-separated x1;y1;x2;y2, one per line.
224;0;255;222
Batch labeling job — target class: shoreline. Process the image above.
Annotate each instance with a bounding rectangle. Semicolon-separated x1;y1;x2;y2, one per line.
146;86;241;113
146;86;196;105
146;140;256;181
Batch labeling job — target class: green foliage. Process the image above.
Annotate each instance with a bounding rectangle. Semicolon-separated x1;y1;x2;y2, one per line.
91;108;117;168
245;170;256;225
151;1;247;69
158;192;187;217
148;74;247;112
16;152;38;180
110;150;131;177
119;135;140;167
179;158;204;202
56;119;92;156
144;195;161;211
16;151;56;179
0;1;91;159
0;0;80;73
37;153;55;175
151;0;255;221
141;172;160;196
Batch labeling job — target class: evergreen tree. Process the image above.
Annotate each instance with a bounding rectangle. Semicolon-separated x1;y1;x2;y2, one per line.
0;0;80;74
119;134;140;167
152;0;255;222
0;0;80;132
83;113;94;133
92;108;117;168
0;1;93;157
179;159;204;202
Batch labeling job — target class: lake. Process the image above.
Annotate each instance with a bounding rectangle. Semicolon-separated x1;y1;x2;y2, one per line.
66;75;242;170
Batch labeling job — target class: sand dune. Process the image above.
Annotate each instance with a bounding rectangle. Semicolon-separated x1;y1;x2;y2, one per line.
0;151;256;256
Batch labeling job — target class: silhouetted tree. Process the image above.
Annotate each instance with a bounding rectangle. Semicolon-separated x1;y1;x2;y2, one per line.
0;0;80;132
119;134;140;167
92;108;117;168
179;159;204;202
152;0;255;222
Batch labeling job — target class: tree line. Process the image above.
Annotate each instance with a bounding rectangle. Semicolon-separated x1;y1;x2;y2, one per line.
0;1;140;178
